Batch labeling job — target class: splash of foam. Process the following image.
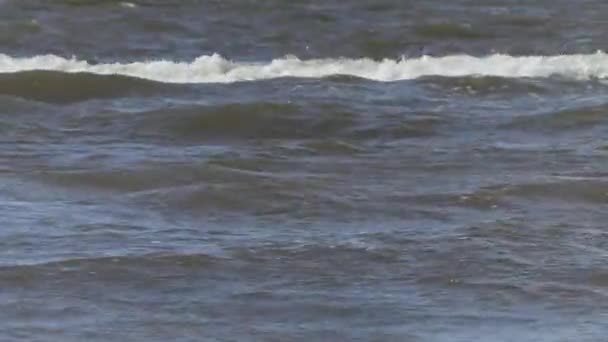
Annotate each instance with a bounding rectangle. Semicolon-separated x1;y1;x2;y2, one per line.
1;52;608;84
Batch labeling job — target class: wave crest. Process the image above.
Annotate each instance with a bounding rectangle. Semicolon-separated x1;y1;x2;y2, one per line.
2;52;608;84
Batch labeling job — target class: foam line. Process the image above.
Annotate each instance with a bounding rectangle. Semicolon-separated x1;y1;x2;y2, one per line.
1;52;607;83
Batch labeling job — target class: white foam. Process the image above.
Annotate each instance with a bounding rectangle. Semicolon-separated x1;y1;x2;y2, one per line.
120;2;137;8
1;52;608;84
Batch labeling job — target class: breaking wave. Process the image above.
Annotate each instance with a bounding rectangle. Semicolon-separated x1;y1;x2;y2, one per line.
2;52;608;84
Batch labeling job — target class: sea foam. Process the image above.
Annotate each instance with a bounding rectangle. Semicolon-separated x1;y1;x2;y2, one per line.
1;52;608;84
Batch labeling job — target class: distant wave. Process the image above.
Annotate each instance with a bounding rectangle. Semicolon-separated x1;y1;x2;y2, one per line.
2;52;608;83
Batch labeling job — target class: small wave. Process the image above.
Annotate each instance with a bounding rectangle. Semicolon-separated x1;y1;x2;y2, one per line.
502;104;608;131
415;23;489;39
3;52;608;84
131;102;441;143
421;75;547;95
0;70;168;103
0;253;221;285
133;102;362;141
135;102;329;140
457;179;608;205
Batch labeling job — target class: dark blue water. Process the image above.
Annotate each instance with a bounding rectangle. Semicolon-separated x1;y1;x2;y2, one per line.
2;1;608;341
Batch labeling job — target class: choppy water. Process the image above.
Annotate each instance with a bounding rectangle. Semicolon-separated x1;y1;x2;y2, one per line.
2;1;608;341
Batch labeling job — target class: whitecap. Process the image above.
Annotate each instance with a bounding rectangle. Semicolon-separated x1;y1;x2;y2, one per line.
1;52;608;84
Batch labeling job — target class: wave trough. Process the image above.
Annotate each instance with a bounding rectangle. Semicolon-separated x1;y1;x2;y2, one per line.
2;52;608;84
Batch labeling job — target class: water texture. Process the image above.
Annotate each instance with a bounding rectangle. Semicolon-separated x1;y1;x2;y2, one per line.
1;1;608;341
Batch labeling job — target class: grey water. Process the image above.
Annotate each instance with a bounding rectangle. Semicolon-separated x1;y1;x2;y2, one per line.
1;1;608;341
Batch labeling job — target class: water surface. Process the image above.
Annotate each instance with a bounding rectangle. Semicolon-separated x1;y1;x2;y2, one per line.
2;1;608;341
